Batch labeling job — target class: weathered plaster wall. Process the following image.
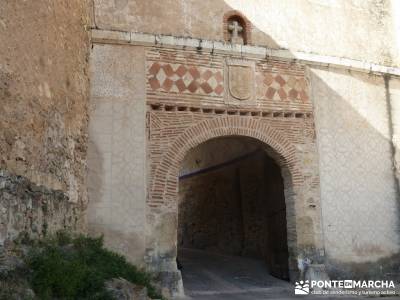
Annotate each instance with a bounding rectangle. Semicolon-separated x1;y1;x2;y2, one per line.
310;67;400;277
0;1;91;243
87;44;147;266
93;0;398;66
389;77;400;190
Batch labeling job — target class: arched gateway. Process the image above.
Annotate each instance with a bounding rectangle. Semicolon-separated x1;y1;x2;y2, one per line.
146;114;325;295
88;44;328;297
85;7;400;299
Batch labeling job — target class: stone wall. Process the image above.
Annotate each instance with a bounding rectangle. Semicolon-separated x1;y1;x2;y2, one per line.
179;161;245;255
93;0;398;66
178;137;260;254
0;1;91;243
2;1;400;294
178;137;289;278
180;137;259;175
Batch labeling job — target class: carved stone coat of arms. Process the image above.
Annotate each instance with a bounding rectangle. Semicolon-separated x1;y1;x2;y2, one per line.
225;59;256;104
229;65;253;100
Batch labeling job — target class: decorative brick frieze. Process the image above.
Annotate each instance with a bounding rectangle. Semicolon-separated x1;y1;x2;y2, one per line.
148;102;312;119
257;73;309;102
146;48;312;111
147;62;224;96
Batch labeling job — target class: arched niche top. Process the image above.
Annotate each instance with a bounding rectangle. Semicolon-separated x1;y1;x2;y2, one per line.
223;10;252;45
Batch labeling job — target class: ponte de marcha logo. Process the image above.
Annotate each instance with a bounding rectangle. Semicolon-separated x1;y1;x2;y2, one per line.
294;279;397;296
295;280;310;294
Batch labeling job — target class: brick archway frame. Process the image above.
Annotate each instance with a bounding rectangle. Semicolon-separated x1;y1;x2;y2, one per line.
150;116;301;205
149;116;304;281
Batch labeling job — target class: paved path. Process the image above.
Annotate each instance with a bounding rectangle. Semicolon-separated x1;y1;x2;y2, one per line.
176;248;398;300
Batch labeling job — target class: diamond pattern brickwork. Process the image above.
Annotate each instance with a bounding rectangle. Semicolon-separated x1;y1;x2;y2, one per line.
147;62;224;96
146;48;313;112
257;73;309;103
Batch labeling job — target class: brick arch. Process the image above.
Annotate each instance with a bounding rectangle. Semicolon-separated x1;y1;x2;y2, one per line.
150;116;301;208
149;115;303;280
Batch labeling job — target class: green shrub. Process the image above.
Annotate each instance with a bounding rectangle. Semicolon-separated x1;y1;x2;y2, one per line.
25;232;162;300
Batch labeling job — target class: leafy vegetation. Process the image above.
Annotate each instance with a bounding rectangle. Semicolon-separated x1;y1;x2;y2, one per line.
23;231;162;300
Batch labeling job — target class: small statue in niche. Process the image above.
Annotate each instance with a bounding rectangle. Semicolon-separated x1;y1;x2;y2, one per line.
228;18;245;44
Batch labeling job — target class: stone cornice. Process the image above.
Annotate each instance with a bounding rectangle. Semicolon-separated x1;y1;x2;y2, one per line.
91;29;400;77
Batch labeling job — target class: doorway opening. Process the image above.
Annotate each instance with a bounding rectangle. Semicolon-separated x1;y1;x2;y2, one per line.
177;136;290;292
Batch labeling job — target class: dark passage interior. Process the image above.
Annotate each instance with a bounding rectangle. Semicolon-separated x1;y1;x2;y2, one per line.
178;137;289;281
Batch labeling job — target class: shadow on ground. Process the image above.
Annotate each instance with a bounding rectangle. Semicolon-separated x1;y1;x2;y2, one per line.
176;248;399;300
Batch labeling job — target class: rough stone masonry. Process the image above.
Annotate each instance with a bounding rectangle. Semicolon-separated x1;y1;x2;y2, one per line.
0;1;91;243
1;0;400;298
